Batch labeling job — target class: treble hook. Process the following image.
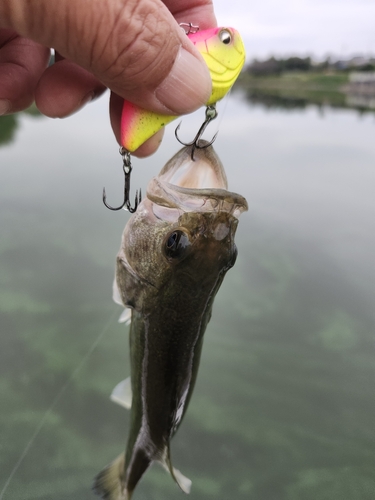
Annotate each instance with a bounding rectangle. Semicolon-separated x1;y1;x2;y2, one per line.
102;147;141;212
175;105;218;160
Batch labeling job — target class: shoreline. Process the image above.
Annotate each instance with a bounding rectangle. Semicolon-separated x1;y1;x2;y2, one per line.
235;71;375;111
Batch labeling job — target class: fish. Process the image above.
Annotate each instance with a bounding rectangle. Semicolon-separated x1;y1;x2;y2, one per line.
93;143;248;500
121;27;246;152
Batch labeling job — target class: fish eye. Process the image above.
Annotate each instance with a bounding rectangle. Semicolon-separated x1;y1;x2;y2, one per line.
219;29;232;45
164;230;191;260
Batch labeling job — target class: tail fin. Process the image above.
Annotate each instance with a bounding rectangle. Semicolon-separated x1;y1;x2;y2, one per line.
93;448;153;499
93;453;130;500
93;448;190;498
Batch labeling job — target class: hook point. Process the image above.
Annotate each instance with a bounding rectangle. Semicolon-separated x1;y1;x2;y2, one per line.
174;105;218;160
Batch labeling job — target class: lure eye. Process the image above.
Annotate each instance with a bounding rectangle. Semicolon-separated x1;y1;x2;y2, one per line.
164;230;191;260
219;29;232;45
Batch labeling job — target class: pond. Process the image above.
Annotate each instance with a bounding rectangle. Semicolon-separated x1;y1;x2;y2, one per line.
0;90;374;500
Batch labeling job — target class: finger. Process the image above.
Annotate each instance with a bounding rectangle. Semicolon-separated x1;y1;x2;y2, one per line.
133;129;165;158
0;29;50;114
109;92;126;146
0;0;212;115
35;58;107;118
109;92;164;157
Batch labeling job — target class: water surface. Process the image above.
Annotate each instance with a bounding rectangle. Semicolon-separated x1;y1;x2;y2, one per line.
0;92;374;499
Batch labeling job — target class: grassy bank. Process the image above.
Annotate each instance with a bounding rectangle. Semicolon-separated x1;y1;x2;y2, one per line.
236;71;352;110
239;71;349;91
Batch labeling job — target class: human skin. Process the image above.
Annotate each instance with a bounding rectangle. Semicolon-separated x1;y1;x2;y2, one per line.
0;0;216;156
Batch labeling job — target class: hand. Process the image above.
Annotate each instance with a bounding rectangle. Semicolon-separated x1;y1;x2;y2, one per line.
0;0;216;156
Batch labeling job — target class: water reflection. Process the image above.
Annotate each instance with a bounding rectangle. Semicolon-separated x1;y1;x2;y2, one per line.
346;93;375;110
0;94;374;500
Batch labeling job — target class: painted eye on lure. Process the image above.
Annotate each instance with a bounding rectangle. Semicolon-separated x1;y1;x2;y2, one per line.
219;29;232;44
164;230;191;260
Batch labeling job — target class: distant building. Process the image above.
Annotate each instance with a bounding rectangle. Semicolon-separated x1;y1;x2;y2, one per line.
348;56;368;67
349;72;375;83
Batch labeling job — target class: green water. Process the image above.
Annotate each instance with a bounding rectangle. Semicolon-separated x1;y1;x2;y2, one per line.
0;92;374;499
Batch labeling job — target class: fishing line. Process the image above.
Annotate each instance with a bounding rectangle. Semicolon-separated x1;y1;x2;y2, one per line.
207;89;232;139
218;88;232;127
0;309;118;500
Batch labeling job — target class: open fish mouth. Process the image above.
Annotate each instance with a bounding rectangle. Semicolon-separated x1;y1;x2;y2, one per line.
147;142;248;218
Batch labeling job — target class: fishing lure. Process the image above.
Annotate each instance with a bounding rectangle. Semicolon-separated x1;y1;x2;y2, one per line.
103;24;246;212
121;25;246;152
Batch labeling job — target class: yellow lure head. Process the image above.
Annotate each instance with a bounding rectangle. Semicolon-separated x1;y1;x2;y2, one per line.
189;27;246;105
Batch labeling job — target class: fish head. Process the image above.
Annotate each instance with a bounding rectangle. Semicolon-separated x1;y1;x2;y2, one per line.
115;143;248;312
189;27;246;105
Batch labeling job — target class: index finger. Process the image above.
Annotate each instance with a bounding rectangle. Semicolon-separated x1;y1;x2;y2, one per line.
0;29;50;114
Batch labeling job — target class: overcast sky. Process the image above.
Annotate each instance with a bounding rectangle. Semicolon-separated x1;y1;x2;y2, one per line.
213;0;375;61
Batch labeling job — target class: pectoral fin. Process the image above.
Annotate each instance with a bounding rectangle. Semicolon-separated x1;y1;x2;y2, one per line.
118;309;131;325
112;278;132;325
110;377;132;409
112;279;123;305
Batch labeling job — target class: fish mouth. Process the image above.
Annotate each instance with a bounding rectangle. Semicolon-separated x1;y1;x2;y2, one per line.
147;142;248;218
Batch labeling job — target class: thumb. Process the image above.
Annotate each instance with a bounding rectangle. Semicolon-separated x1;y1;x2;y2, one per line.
0;0;212;114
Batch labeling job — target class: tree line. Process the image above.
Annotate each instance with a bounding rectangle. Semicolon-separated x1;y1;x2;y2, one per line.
246;56;375;76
